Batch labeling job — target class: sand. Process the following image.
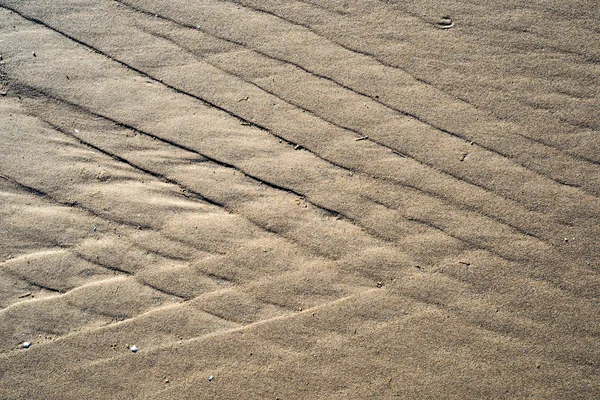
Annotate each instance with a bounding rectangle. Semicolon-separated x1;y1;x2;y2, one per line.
0;0;598;398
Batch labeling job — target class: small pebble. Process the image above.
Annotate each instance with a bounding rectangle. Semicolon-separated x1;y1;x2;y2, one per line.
208;375;214;382
22;342;31;349
93;226;97;232
130;345;138;353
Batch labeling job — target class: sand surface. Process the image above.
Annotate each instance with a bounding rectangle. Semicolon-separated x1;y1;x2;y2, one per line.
0;0;598;398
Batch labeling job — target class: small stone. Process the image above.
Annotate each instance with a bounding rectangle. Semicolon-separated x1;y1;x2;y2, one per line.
208;375;214;382
130;345;138;353
22;342;31;349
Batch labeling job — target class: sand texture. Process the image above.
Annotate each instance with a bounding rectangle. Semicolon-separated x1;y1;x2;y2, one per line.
0;0;599;398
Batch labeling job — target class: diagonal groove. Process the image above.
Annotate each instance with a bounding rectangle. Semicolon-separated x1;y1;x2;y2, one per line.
138;23;547;244
1;3;598;396
2;269;64;294
4;0;597;312
0;276;126;316
0;7;590;283
0;173;153;231
212;0;600;180
110;0;600;213
376;0;599;65
6;0;561;248
0;4;268;132
22;85;542;268
19;87;366;257
26;285;597;378
0;174;212;302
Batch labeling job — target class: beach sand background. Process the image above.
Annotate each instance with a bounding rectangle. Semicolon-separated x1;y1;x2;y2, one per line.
0;0;598;398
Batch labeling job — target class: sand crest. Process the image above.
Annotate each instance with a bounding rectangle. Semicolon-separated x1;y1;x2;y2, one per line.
0;0;598;398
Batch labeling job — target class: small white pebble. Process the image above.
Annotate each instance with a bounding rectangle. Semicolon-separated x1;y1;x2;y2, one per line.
130;345;138;353
22;342;31;349
75;129;79;134
208;375;214;382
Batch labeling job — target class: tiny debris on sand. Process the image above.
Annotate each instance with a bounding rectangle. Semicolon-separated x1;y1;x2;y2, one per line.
0;1;597;398
436;15;455;29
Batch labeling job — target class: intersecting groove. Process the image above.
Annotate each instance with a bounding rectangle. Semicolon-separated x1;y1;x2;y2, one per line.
24;86;542;267
4;2;563;252
23;91;353;258
1;2;598;397
0;172;154;230
2;269;64;294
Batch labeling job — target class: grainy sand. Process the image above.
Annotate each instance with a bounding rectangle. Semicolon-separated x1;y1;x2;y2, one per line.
0;0;598;398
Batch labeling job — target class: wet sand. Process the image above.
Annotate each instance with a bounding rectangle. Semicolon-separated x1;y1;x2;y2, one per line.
0;0;598;398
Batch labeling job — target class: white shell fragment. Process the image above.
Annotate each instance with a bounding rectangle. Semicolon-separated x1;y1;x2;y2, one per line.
22;342;31;349
130;345;138;353
436;15;454;29
208;375;214;382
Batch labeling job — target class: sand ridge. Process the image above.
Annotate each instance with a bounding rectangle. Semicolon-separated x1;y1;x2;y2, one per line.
0;0;598;398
